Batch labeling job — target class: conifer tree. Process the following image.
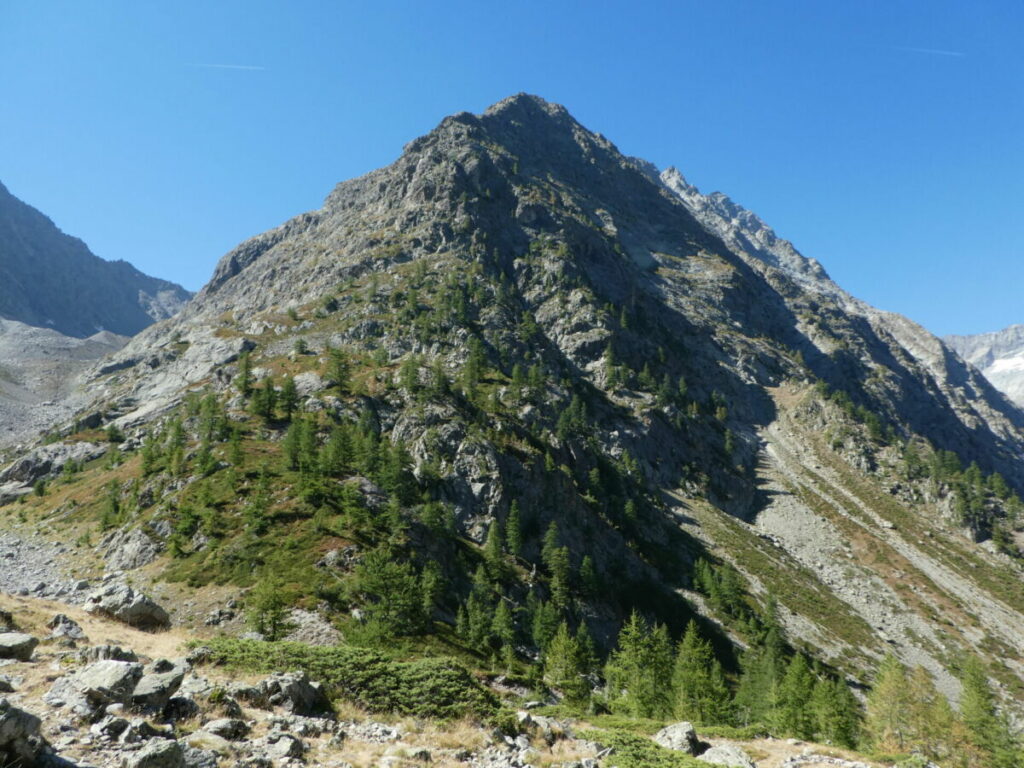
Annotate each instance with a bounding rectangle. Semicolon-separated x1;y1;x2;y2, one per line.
465;565;494;647
604;611;674;719
484;519;507;581
959;655;1019;767
549;547;572;611
578;555;599;599
530;598;560;651
328;347;350;394
250;378;277;421
419;561;442;622
491;598;516;664
506;501;523;557
279;376;299;420
734;646;784;727
576;622;598;676
903;665;951;759
865;653;909;752
777;654;816;739
672;620;732;725
808;677;859;748
541;521;560;568
247;573;292;640
544;622;588;704
236;350;253;397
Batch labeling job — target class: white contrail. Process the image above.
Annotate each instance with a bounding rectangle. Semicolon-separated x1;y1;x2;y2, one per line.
888;45;965;58
189;63;267;71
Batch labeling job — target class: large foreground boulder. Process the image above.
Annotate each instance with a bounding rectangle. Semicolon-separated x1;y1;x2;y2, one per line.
0;697;48;766
84;583;170;629
0;633;38;661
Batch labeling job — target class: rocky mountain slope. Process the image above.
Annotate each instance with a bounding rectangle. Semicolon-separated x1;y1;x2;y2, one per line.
3;94;1024;765
0;182;191;448
0;318;128;448
946;324;1024;407
0;180;191;338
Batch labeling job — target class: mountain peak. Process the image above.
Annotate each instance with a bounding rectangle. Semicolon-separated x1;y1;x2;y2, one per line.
482;92;572;122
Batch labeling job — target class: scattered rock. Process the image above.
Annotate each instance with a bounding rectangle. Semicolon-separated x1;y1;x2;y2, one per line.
124;737;185;768
48;613;86;641
236;671;330;716
0;632;38;662
46;659;144;720
266;732;305;759
103;528;161;570
0;441;107;486
132;659;186;710
652;721;701;754
697;743;757;767
79;644;139;663
202;718;249;741
182;745;220;768
84;583;171;629
0;697;47;766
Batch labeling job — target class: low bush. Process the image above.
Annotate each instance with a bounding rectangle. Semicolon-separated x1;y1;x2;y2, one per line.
577;729;704;767
197;637;497;719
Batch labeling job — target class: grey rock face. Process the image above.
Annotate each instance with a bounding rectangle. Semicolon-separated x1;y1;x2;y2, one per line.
0;697;47;766
945;324;1024;406
0;633;38;661
652;721;700;754
0;440;107;487
84;583;171;629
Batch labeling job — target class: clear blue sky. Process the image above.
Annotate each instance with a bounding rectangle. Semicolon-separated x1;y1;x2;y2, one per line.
2;1;1021;336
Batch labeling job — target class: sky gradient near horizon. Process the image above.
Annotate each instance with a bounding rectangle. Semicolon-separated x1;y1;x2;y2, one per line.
2;1;1022;336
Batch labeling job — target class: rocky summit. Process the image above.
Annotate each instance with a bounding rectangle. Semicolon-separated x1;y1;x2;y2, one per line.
2;94;1024;767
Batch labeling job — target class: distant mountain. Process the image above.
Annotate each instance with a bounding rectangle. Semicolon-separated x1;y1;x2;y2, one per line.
0;180;191;338
946;324;1024;406
4;94;1024;751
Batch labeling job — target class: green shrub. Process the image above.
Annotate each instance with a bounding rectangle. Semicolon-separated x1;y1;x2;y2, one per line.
577;729;704;767
197;638;496;719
